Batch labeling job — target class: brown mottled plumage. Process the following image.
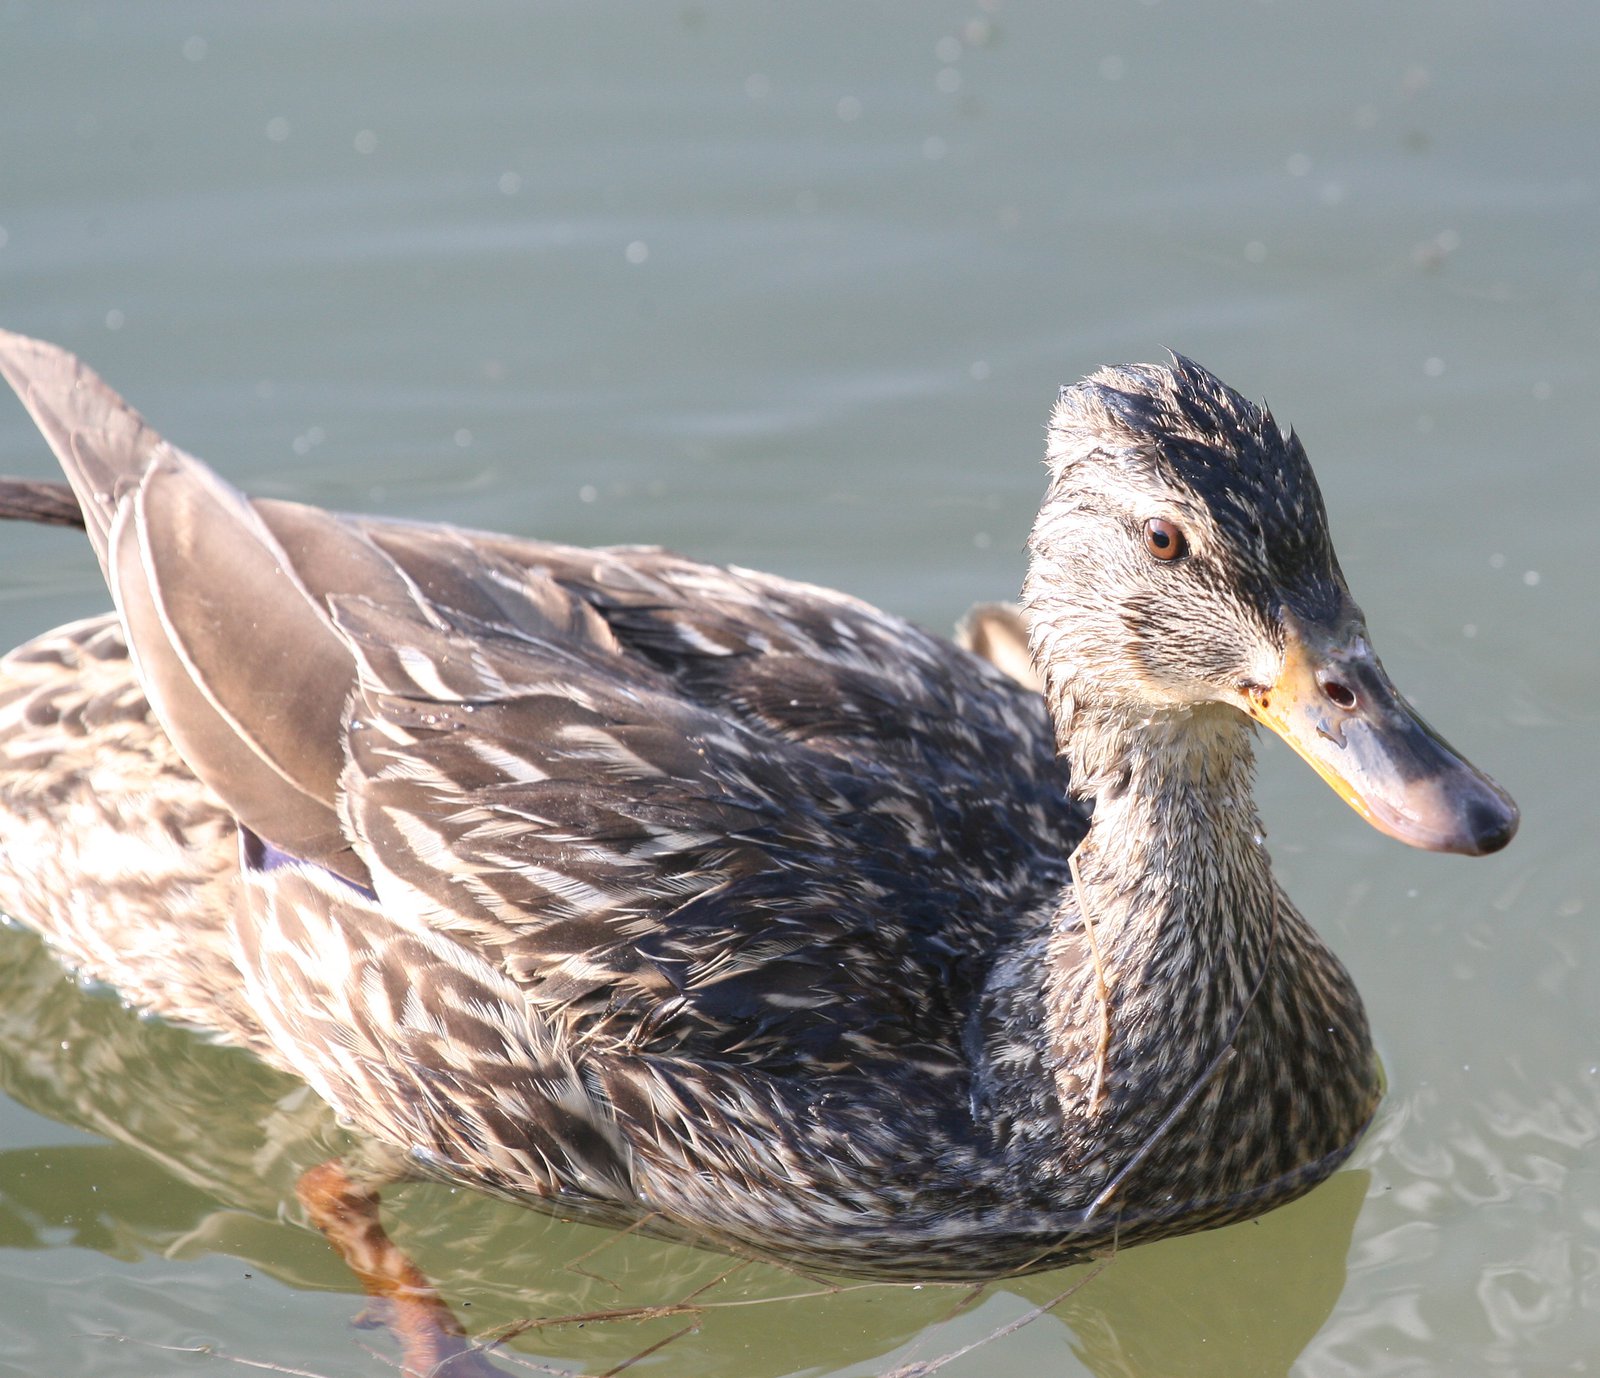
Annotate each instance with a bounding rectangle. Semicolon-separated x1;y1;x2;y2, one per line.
0;333;1516;1279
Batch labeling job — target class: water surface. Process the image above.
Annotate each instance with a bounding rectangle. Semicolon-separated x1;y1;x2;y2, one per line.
0;2;1594;1375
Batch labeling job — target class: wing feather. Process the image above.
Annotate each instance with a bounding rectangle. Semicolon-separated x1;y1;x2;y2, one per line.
0;332;369;883
0;329;1081;1079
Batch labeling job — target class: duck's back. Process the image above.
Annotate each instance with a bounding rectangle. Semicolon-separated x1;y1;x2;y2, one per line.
0;510;1080;1081
0;330;1103;1268
318;518;1082;1071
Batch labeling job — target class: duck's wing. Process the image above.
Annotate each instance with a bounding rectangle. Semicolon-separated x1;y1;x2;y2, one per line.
0;330;378;884
0;331;1078;1071
321;524;1078;1066
955;601;1042;692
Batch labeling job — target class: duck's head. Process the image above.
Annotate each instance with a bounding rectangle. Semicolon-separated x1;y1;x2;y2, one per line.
1024;355;1518;857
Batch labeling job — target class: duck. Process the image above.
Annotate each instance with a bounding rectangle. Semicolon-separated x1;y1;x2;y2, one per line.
0;331;1517;1290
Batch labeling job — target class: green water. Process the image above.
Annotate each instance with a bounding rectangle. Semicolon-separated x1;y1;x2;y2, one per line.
0;2;1594;1374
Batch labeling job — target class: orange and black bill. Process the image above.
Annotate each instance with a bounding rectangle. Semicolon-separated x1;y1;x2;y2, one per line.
1241;610;1519;856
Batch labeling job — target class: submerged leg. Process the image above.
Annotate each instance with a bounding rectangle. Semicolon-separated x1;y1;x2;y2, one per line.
296;1159;510;1378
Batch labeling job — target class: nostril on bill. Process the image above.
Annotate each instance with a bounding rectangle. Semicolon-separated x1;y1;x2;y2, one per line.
1319;675;1357;711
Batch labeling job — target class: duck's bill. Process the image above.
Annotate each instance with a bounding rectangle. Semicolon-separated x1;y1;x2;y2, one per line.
1241;615;1519;856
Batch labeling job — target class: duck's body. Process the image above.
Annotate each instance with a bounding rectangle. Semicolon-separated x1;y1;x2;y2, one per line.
0;333;1513;1279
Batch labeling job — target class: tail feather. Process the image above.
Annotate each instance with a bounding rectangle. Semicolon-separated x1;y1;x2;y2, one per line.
0;477;84;528
0;330;370;888
0;330;164;573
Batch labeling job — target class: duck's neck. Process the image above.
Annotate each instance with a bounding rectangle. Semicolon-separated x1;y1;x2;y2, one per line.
1041;700;1281;1128
972;690;1378;1222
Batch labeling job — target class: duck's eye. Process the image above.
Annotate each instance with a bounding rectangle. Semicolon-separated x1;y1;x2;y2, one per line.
1142;517;1188;562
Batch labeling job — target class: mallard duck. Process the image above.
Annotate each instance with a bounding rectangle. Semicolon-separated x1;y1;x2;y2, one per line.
0;333;1516;1288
